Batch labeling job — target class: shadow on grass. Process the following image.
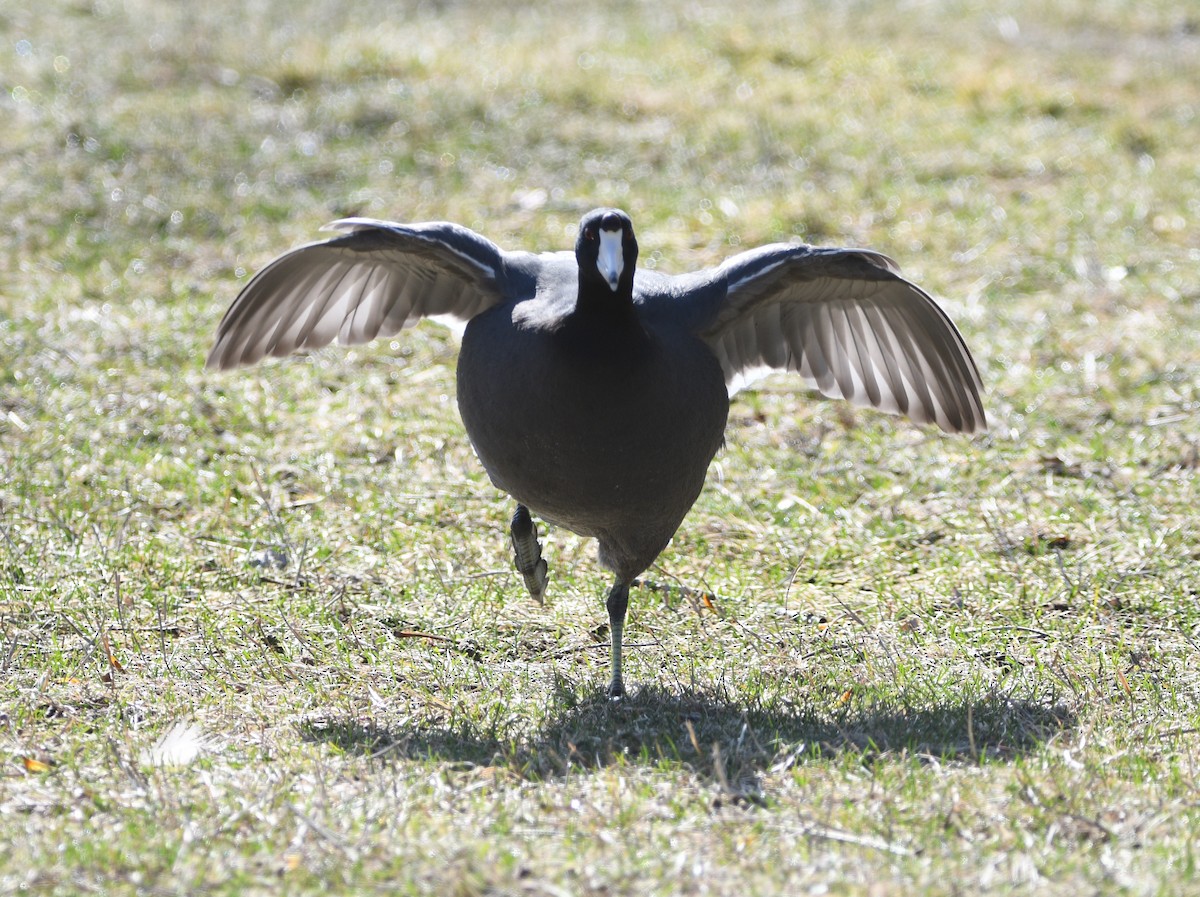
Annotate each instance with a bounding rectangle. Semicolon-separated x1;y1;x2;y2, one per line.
299;679;1076;791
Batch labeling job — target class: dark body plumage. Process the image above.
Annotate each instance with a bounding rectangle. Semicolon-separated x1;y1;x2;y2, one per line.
208;208;985;696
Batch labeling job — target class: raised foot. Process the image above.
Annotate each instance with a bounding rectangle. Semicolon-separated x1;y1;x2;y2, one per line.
607;677;626;701
509;504;548;604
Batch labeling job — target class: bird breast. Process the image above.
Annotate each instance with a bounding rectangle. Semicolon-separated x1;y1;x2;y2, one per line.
455;306;729;538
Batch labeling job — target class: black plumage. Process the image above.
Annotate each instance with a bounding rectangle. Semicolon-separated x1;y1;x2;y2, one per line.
208;208;985;697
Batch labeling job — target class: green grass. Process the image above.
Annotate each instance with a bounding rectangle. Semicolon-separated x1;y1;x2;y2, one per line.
3;0;1199;893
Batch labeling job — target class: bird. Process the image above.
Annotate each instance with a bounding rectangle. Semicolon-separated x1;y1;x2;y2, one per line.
207;207;985;698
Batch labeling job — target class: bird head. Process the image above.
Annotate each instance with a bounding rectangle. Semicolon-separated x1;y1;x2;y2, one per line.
576;208;638;294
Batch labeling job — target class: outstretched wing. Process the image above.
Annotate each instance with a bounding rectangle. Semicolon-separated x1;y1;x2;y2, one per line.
206;218;513;370
693;243;985;433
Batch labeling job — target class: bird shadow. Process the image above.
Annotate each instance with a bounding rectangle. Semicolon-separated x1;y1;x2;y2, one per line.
299;678;1075;793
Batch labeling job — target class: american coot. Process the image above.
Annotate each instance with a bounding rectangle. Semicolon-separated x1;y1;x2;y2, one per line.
208;208;985;698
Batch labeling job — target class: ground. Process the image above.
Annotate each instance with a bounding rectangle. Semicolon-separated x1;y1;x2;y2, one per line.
2;0;1199;894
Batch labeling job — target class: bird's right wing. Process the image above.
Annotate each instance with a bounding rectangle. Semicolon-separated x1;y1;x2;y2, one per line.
689;243;985;434
206;219;513;370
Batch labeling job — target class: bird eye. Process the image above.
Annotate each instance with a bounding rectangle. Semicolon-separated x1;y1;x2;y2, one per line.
585;228;596;241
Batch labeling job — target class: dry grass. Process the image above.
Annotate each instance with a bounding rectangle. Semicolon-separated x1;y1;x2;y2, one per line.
2;0;1199;894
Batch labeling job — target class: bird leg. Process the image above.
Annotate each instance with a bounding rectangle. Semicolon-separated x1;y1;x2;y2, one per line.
606;579;631;699
509;504;548;604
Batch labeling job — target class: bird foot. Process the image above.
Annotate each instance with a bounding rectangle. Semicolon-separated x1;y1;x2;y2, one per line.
510;505;548;605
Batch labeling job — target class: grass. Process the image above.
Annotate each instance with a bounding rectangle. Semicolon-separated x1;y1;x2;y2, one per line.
2;0;1199;893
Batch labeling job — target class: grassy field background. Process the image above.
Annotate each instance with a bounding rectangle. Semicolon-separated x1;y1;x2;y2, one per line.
3;0;1199;893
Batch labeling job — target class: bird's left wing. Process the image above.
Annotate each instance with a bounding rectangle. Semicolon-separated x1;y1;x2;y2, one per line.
206;218;514;370
689;243;985;433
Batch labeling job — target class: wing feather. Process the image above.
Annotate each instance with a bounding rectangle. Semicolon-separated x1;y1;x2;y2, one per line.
694;244;985;433
206;219;511;370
